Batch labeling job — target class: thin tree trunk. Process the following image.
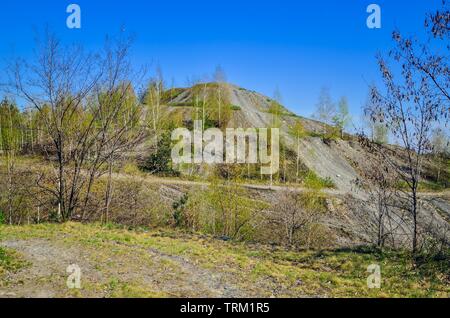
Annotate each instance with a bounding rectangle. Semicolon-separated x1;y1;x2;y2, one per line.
57;133;65;221
412;181;418;254
104;155;114;224
296;136;300;182
7;108;14;225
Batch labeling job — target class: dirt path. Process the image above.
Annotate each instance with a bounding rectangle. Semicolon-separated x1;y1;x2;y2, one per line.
115;172;345;195
0;238;244;298
0;239;95;298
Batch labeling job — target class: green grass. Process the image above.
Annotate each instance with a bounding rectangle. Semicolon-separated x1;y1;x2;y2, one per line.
304;171;336;189
168;102;195;107
419;180;448;192
0;246;28;278
396;180;449;192
0;222;448;297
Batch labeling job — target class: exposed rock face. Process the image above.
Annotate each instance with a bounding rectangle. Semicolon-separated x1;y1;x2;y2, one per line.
166;83;362;191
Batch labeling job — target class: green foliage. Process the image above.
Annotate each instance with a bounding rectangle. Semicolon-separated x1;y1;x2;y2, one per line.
396;180;448;192
268;101;284;128
0;209;4;225
373;122;389;144
0;247;28;276
179;180;267;240
322;126;341;143
122;162;142;176
172;194;188;227
0;99;22;153
161;88;185;103
142;131;179;176
183;84;233;128
304;171;336;189
332;97;351;138
289;120;307;139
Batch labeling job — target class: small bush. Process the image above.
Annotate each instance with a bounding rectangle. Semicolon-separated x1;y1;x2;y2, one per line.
122;162;141;176
263;190;330;248
179;180;267;241
141;132;179;176
304;171;335;189
322;127;341;144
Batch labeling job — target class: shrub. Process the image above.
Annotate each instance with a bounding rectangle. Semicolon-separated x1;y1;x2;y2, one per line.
304;171;335;189
141;131;179;176
122;162;141;176
172;194;189;227
180;180;266;240
264;190;330;248
322;126;341;144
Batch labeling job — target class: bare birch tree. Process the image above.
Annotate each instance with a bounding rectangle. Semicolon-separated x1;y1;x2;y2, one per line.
7;30;145;221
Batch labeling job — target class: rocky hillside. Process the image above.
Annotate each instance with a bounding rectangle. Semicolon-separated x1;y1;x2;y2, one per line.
157;83;450;247
164;83;382;191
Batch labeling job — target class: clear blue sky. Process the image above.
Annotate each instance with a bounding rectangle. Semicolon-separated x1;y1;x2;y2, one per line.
0;0;443;120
